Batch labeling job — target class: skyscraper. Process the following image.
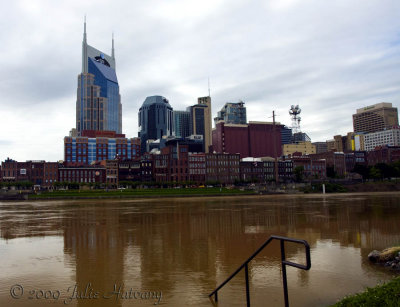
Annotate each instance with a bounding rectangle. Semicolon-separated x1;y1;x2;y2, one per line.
76;19;122;135
138;96;174;154
188;96;212;153
353;102;398;133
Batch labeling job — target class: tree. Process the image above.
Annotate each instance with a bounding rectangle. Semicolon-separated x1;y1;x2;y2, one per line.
352;164;370;181
369;166;382;181
326;166;336;178
294;166;304;182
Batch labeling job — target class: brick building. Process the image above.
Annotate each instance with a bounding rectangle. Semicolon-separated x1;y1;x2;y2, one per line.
367;146;400;166
212;121;283;158
310;152;345;177
240;160;264;182
58;165;106;184
0;159;58;187
188;153;206;184
290;155;327;180
345;151;367;173
206;153;240;184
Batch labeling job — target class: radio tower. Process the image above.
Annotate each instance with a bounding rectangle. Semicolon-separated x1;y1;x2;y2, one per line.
289;105;301;133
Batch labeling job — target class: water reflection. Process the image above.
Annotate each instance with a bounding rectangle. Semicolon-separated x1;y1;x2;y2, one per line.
0;193;400;306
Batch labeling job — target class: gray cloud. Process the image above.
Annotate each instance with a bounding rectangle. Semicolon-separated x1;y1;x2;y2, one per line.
0;0;400;162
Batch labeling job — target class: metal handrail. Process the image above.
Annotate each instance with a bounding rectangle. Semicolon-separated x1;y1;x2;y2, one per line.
209;235;311;307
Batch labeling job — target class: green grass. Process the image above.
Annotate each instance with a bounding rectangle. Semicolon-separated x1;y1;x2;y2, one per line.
330;277;400;307
28;187;255;199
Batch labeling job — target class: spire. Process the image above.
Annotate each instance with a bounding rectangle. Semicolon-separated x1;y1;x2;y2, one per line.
82;15;88;73
112;32;115;59
83;15;87;43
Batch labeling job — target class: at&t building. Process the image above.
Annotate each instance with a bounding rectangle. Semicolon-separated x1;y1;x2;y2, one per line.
76;20;122;135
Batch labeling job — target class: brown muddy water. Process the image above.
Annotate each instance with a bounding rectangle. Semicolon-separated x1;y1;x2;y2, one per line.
0;193;400;307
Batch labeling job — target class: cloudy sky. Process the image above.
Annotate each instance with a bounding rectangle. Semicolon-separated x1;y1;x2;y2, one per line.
1;0;399;162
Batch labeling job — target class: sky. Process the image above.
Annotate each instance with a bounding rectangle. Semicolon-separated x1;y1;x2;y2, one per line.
1;0;400;162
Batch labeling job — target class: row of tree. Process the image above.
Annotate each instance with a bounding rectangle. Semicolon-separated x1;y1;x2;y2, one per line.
352;161;400;181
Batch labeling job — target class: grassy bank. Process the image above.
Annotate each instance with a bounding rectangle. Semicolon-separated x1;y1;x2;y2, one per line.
330;277;400;306
28;187;255;200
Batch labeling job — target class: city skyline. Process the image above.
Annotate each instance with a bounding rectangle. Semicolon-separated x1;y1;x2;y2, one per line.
1;0;400;162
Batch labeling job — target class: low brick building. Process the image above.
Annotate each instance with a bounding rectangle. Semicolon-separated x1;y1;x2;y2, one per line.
188;153;206;184
58;165;106;184
206;153;240;184
367;146;400;166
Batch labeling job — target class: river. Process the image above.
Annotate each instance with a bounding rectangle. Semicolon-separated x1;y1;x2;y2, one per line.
0;192;399;306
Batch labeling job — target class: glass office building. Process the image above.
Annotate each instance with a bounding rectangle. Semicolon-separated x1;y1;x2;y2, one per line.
76;20;122;135
138;96;174;154
214;101;247;125
173;111;191;138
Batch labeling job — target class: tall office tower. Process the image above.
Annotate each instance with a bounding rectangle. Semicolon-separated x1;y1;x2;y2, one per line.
138;96;174;154
173;111;191;138
292;132;311;143
214;101;247;125
76;20;122;135
188;96;212;153
353;102;398;133
281;126;292;145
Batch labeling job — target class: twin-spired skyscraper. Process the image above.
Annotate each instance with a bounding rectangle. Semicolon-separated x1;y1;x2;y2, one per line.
76;20;122;135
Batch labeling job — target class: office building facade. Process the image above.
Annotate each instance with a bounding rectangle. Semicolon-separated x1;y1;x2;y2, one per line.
188;96;212;153
138;95;174;154
76;21;122;135
292;132;311;143
173;110;191;138
214;101;246;125
353;102;398;133
64;136;140;164
363;128;400;151
281;126;293;145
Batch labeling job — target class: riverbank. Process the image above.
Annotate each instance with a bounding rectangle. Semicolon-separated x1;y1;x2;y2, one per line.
26;187;256;200
345;181;400;192
301;181;400;194
330;277;400;306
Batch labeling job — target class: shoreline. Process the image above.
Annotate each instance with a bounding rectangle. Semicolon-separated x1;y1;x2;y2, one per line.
1;190;400;202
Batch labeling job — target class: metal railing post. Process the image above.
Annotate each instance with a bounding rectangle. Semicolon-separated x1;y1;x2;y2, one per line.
245;263;250;307
209;235;311;306
280;240;289;307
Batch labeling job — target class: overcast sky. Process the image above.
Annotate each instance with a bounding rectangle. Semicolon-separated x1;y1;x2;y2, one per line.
1;0;399;162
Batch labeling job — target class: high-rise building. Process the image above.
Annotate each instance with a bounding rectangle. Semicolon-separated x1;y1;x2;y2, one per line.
214;101;246;125
138;96;174;154
363;128;400;151
353;102;398;133
188;96;212;153
76;20;122;135
173;111;191;138
281;126;293;145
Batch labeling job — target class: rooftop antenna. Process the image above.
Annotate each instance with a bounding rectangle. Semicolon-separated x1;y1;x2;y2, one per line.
289;104;302;133
208;77;211;97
